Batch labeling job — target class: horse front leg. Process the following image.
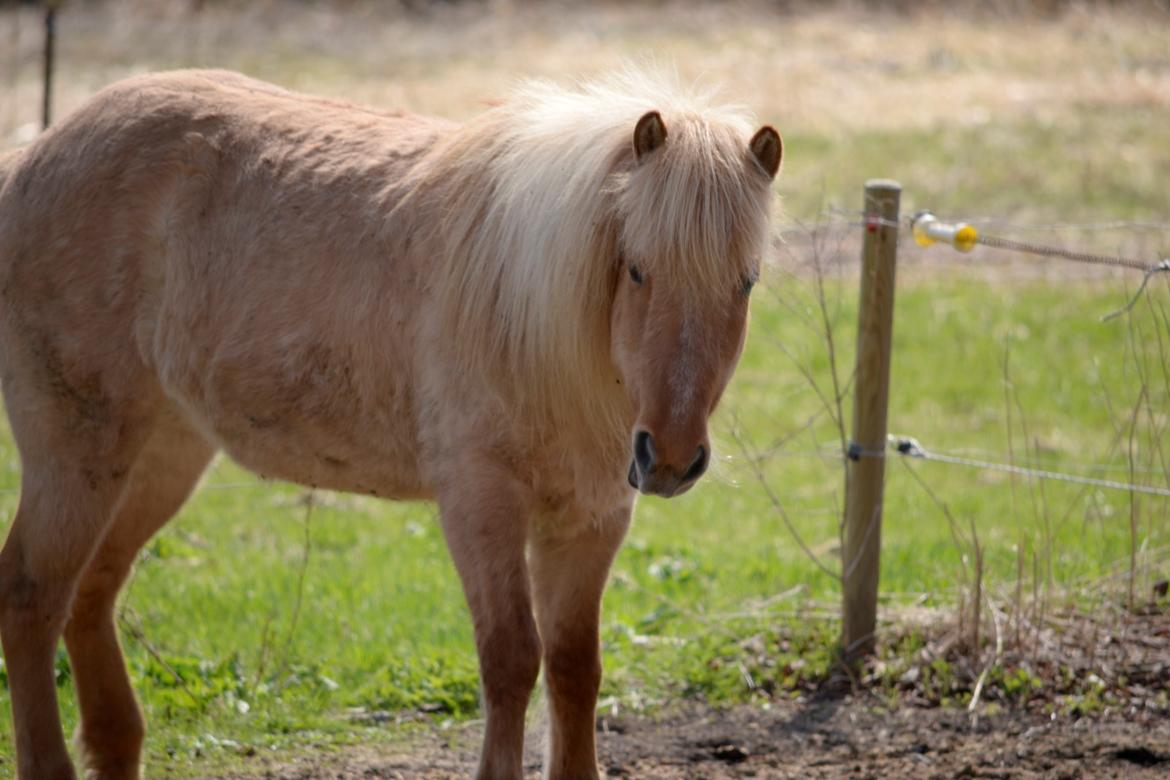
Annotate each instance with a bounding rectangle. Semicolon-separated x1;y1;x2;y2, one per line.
529;505;631;780
438;464;541;780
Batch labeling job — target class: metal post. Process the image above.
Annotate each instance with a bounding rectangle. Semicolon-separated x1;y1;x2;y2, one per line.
42;1;59;130
841;179;901;665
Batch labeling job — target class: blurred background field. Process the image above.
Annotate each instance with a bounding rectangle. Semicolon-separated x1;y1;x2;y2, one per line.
1;1;1169;776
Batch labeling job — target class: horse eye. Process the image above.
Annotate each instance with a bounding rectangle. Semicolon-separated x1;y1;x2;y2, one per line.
628;265;644;284
741;274;758;297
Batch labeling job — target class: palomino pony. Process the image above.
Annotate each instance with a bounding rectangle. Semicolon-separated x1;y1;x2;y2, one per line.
0;70;781;779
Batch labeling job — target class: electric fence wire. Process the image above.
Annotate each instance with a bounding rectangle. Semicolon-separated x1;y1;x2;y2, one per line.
823;206;1170;235
850;435;1170;500
933;216;1170;234
974;232;1154;272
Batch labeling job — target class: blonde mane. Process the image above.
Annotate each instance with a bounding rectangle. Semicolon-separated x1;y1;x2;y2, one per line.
406;71;774;449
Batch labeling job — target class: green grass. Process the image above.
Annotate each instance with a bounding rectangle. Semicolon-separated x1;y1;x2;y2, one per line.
0;269;1166;776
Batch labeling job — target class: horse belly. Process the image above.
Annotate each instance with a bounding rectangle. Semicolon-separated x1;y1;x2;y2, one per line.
150;313;431;501
216;417;430;500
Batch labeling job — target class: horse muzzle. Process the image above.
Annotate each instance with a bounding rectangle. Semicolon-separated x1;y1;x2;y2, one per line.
627;429;709;498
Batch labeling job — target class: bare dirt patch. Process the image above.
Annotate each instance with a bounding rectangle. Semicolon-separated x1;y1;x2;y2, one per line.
218;600;1170;779
239;699;1170;779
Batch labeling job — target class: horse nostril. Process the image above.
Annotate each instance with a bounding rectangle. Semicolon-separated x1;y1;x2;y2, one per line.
634;430;656;475
682;444;708;483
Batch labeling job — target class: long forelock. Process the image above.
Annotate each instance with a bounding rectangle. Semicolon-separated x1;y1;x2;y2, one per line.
617;113;773;297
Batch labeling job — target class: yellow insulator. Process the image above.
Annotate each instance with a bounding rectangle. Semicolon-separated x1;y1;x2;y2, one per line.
911;211;980;253
954;224;979;253
911;212;939;248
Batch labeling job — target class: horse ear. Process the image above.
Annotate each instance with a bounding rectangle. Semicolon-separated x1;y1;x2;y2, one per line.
749;125;782;179
633;110;667;161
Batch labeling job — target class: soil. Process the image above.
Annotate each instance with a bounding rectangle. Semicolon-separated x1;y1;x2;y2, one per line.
246;698;1170;779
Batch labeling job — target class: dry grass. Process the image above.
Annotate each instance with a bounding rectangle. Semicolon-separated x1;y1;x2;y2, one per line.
2;1;1169;143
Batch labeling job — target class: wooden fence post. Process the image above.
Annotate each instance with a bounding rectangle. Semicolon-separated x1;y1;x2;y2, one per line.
841;179;901;665
42;1;59;130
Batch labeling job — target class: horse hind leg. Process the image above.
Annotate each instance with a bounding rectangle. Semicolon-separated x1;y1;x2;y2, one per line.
0;410;157;780
63;410;215;780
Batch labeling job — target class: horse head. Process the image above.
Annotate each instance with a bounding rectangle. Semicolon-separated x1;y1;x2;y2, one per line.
611;110;781;497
